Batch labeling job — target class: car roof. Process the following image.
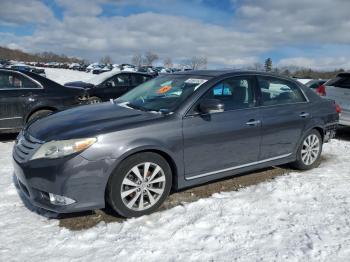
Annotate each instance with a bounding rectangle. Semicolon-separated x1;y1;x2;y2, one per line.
337;72;350;78
172;69;291;78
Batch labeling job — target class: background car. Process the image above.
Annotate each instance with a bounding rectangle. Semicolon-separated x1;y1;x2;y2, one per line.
10;63;46;77
64;71;154;103
324;73;350;126
0;69;88;133
305;79;327;96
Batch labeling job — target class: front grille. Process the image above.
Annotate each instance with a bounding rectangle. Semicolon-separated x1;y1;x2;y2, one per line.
13;132;43;163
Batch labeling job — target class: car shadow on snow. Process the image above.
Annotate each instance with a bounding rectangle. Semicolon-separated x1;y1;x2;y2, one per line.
58;166;293;231
12;159;332;231
335;126;350;141
0;133;18;142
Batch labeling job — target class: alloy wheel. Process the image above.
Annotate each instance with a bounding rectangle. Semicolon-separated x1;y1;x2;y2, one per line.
301;134;320;166
120;162;166;211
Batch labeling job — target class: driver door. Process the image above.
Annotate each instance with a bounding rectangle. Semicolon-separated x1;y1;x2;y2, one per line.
182;76;262;179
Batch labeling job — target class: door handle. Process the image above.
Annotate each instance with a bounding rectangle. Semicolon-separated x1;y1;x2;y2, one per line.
300;112;310;118
246;119;261;126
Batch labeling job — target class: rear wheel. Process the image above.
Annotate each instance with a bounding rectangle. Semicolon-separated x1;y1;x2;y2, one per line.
106;152;172;218
292;129;322;170
27;109;53;123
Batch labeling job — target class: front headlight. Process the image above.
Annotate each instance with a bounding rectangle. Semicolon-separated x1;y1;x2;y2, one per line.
30;138;97;160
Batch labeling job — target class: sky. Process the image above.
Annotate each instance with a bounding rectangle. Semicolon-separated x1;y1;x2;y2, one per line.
0;0;350;70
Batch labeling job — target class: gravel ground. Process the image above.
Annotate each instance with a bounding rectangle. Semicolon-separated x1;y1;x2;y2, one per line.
2;126;349;231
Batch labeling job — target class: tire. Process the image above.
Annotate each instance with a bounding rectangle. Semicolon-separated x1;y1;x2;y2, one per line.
27;109;53;123
88;96;102;104
291;129;323;170
106;152;172;218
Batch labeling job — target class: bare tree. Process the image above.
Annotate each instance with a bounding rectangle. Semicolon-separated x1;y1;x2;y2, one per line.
163;57;173;68
131;54;143;67
189;56;207;70
100;55;113;64
144;51;159;66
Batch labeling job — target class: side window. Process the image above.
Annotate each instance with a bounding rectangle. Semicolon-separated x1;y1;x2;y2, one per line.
114;74;130;87
0;72;40;89
131;74;150;86
257;77;306;106
199;77;255;111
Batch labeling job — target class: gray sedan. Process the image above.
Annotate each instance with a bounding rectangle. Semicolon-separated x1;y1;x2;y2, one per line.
13;70;339;218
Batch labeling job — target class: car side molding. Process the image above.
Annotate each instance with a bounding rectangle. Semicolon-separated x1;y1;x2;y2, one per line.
186;153;292;180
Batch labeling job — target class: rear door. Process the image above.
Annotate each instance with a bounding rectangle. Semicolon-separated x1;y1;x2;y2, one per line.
0;71;42;130
0;71;43;129
256;76;310;160
325;76;350;125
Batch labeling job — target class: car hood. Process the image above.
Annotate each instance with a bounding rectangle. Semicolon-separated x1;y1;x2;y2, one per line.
26;102;163;141
64;81;95;89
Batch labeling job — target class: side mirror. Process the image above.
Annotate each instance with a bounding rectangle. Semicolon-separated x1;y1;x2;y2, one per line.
198;99;224;114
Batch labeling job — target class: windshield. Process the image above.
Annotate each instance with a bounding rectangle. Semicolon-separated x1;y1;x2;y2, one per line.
116;74;210;113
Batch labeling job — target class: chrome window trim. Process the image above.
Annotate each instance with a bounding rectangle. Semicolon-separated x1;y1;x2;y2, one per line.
0;116;22;121
185;153;292;180
183;73;310;118
0;69;44;90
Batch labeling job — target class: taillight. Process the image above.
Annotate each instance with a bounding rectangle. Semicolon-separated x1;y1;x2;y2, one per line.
335;103;342;114
316;84;326;96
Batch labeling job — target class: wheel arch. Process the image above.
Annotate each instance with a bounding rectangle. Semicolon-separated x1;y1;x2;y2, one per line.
25;106;57;123
104;146;180;197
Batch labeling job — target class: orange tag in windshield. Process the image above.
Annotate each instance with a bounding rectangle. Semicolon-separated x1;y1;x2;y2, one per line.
157;85;172;94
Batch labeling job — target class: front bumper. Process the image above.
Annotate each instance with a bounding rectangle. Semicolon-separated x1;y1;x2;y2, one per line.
13;154;113;213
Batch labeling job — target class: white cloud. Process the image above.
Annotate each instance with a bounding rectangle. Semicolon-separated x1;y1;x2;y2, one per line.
0;0;55;25
1;0;350;69
6;12;266;66
278;56;350;70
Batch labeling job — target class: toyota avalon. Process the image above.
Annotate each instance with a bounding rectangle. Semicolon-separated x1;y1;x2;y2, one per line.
13;70;339;218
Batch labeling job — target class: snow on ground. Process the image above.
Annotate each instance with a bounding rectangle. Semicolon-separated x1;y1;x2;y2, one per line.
1;140;350;261
45;68;93;85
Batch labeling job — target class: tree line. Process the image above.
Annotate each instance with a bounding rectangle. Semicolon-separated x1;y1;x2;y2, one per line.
0;46;83;63
248;58;346;79
131;51;208;70
1;46;346;78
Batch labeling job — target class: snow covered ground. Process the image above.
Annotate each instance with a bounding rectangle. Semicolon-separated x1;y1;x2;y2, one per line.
1;139;350;261
45;68;93;85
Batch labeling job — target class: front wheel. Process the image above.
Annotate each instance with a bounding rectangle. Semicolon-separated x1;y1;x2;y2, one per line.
106;152;172;218
292;129;323;170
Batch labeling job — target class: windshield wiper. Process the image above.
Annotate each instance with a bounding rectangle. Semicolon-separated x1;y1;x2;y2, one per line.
126;103;171;114
127;103;152;112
